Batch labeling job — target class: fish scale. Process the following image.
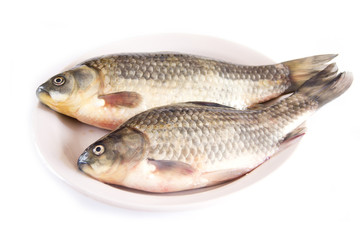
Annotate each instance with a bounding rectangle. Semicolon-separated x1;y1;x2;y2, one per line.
125;103;286;169
129;69;343;175
38;53;337;130
84;53;292;107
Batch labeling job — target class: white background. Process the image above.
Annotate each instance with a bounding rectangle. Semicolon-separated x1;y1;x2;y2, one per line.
1;0;359;239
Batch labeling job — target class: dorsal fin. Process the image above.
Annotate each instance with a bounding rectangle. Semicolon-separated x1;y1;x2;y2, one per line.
186;101;235;109
248;93;293;110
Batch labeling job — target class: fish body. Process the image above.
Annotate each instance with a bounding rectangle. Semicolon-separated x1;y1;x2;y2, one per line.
78;64;352;192
37;53;336;130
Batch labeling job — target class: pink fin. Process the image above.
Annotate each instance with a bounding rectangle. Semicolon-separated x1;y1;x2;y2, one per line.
99;91;142;108
272;123;307;157
147;159;195;176
201;168;250;185
282;123;307;145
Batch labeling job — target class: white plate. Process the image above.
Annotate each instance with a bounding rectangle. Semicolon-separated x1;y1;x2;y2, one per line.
32;34;300;211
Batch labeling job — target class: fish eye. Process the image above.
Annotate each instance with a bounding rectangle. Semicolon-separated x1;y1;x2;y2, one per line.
93;145;105;156
53;76;66;86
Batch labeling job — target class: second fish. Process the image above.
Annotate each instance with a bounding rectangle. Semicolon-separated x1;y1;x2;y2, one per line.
36;53;336;130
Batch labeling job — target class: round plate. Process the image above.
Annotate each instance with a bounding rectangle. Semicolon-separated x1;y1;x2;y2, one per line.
32;34;299;211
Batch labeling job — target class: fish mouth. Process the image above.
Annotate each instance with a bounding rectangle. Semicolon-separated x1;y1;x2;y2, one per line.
78;151;90;171
36;85;51;103
36;85;64;112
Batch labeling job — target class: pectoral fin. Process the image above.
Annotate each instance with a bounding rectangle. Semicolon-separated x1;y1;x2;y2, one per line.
99;91;142;108
143;159;201;192
147;159;195;176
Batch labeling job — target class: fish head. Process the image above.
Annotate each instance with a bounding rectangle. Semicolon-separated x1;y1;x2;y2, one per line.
77;127;149;185
36;65;99;116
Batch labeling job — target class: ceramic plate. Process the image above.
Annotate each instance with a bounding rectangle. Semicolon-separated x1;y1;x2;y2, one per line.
32;34;300;211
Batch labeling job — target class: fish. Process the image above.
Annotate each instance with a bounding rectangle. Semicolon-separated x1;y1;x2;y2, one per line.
36;52;336;130
77;64;352;193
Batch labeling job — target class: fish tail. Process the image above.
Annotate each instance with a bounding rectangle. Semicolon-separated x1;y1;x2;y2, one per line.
282;54;338;93
297;63;353;107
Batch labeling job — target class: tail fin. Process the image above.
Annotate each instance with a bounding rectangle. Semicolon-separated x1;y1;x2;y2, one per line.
283;54;337;93
297;63;353;107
